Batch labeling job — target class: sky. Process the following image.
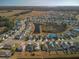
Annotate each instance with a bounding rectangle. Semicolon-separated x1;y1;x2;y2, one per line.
0;0;79;6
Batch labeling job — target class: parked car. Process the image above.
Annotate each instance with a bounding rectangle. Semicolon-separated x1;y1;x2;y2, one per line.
25;44;35;52
0;50;13;57
15;46;23;52
2;44;12;50
14;35;20;40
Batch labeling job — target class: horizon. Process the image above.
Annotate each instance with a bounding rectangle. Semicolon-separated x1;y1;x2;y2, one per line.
0;0;79;6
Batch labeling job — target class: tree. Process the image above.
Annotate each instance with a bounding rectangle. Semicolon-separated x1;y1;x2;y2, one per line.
0;16;14;33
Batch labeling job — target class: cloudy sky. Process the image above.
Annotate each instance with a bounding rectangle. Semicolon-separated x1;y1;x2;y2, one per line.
0;0;79;6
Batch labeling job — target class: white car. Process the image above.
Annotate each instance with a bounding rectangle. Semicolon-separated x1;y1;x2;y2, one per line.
34;43;40;51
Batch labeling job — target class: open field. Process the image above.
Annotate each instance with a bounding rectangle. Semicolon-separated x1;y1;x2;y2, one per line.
10;52;79;59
